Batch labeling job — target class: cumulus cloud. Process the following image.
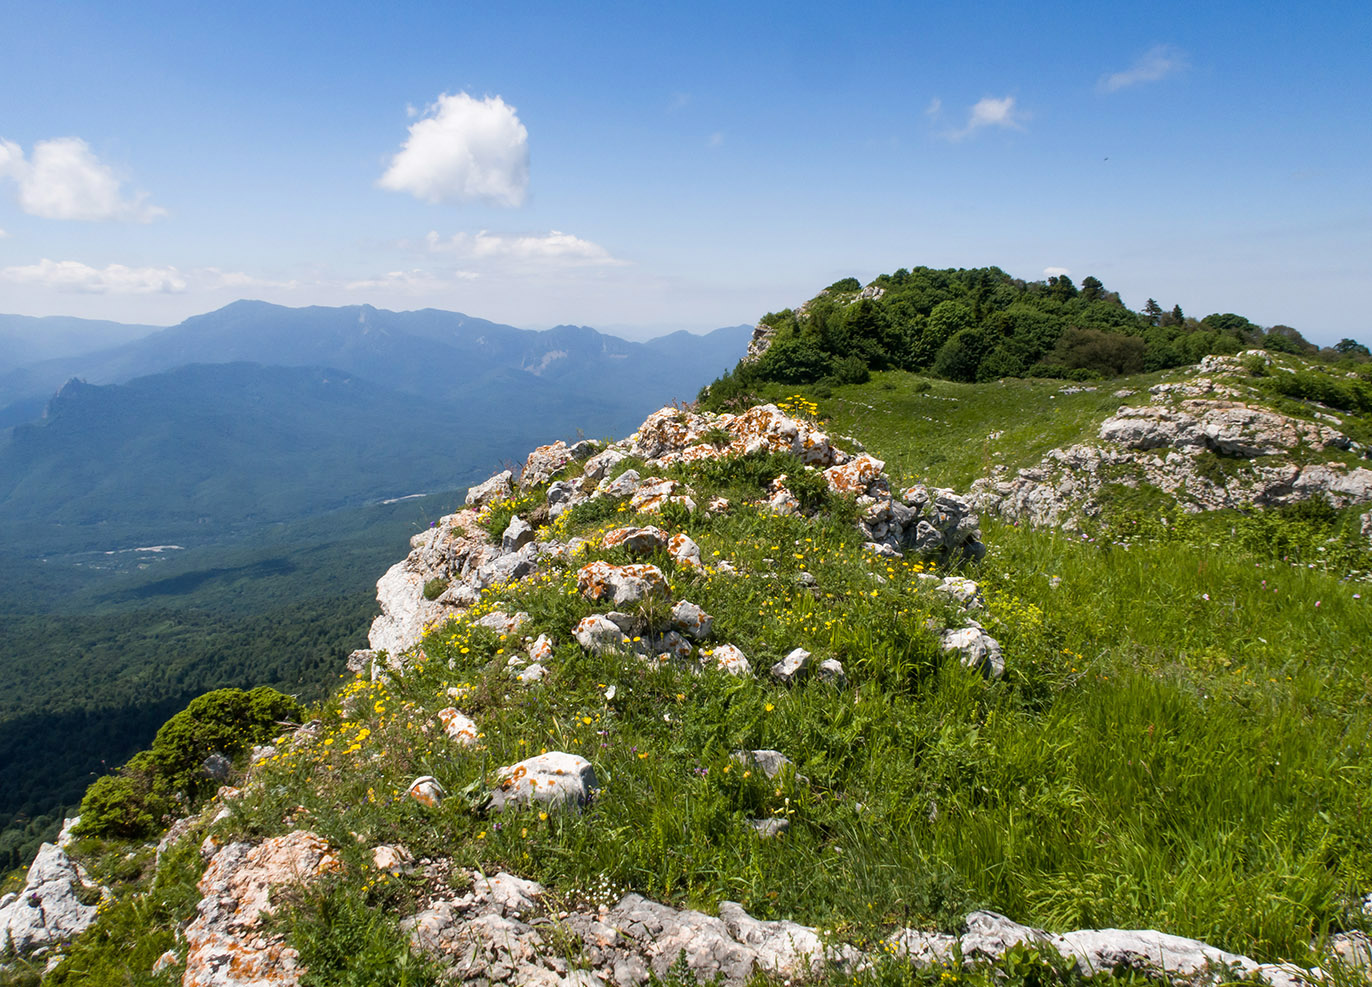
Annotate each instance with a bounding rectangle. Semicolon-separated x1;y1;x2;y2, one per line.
423;229;625;266
1043;266;1071;277
0;259;186;293
379;92;530;206
946;96;1025;141
1099;45;1188;93
0;137;165;222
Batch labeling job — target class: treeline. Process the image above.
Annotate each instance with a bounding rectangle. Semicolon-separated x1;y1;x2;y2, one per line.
0;590;374;872
704;267;1370;397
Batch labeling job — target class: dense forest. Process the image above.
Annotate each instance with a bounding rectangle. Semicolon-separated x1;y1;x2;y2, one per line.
0;591;373;872
706;267;1371;398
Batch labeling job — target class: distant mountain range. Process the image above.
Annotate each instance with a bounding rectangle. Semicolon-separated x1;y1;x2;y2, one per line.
0;302;752;559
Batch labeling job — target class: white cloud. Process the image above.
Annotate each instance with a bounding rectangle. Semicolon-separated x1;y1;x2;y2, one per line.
1043;266;1071;277
946;96;1025;141
925;97;942;119
0;137;165;222
424;229;625;267
1099;45;1188;93
0;228;7;239
379;92;529;207
345;269;479;291
0;259;186;293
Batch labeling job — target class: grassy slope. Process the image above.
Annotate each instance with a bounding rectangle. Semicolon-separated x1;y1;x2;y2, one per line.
39;375;1372;986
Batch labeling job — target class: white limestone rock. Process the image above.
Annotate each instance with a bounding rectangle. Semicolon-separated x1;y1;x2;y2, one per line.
770;647;812;682
466;471;514;509
941;624;1005;679
671;600;714;640
0;842;99;956
705;644;752;676
491;752;599;811
574;614;629;655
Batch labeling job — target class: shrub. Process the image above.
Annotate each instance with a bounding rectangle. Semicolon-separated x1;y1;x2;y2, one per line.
422;577;448;601
75;686;303;839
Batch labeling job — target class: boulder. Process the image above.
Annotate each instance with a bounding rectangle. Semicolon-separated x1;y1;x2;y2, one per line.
671;600;714;640
824;454;885;496
597;469;641;498
407;777;446;807
437;708;479;746
602;525;669;555
502;516;536;553
770;647;811;682
521;441;575;490
941;625;1004;679
732;749;795;780
817;658;847;684
668;532;703;568
576;561;667;606
491;752;599;811
474;610;530;636
706;645;752;676
574;614;630;655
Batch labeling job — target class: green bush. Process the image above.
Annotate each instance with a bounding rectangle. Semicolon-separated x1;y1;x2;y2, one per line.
75;686;302;839
422;577;448;601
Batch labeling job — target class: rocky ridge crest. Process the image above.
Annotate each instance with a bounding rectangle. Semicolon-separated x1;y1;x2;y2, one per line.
970;354;1372;530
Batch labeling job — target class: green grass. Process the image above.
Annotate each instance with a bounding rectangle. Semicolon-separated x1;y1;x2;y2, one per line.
744;372;1150;490
204;488;1369;967
47;369;1372;981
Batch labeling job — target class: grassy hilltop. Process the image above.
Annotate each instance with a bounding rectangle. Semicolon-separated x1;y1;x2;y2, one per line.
7;271;1371;986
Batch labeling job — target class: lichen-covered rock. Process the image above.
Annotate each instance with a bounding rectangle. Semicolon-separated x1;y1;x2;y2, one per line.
602;525;669;555
528;633;555;663
629;477;687;513
437;708;479;746
824;454;885;496
671;600;713;640
576;561;667;606
182;832;339;987
705;644;752;676
491;752;598;811
408;777;445;807
668;532;703;568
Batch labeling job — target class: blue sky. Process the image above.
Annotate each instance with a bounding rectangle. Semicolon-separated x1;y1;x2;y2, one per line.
1;0;1369;342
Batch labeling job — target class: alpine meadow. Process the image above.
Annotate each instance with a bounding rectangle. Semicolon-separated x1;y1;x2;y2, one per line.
4;4;1372;984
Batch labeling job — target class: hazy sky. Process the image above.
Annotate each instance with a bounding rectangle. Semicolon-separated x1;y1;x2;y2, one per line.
1;0;1369;342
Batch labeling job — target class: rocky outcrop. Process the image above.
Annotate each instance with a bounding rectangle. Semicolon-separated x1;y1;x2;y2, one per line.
0;839;99;957
182;831;339;987
370;402;986;661
972;363;1372;527
399;869;1344;987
